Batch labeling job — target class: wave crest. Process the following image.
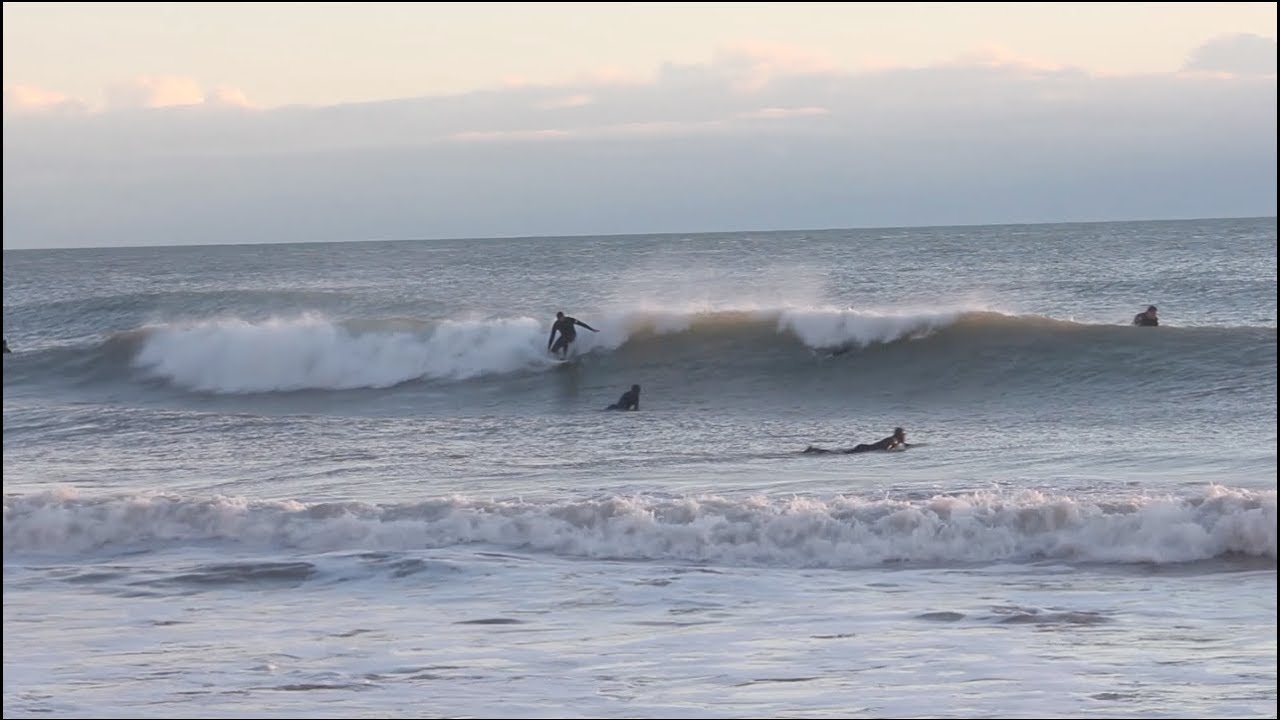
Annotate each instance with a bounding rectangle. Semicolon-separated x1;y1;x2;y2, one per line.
125;306;969;393
8;306;1272;397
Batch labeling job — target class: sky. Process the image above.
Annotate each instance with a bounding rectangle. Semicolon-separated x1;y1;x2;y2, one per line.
2;1;1276;248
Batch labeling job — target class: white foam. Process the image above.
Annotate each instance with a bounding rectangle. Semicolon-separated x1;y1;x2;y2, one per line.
6;486;1274;566
132;314;566;392
777;306;963;348
126;304;986;393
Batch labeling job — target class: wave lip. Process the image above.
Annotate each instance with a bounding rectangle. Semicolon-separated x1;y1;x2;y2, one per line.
5;487;1274;567
777;306;961;349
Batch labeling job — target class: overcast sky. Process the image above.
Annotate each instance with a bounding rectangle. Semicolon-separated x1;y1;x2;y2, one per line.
3;2;1276;248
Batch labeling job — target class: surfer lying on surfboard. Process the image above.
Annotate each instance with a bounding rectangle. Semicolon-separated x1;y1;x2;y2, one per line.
1132;305;1159;327
548;311;598;360
804;427;909;454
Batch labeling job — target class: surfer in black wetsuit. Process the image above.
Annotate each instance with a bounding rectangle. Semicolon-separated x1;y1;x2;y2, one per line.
548;311;598;359
606;384;641;411
847;427;908;453
1133;305;1159;327
2;338;9;354
805;427;908;454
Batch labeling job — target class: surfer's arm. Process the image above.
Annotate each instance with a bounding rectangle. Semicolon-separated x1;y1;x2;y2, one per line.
547;327;557;348
577;320;598;332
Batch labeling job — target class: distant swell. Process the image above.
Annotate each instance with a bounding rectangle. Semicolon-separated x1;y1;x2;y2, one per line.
5;487;1274;567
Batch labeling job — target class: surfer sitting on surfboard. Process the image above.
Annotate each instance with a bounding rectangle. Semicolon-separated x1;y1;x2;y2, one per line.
805;427;908;454
548;311;598;359
605;384;640;411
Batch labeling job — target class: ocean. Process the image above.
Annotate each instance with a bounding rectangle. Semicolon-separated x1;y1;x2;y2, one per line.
3;217;1276;718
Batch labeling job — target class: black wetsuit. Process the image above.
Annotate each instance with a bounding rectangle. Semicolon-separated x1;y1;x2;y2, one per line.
804;434;903;454
2;339;9;354
1133;314;1158;327
606;387;640;411
549;316;595;354
845;435;899;454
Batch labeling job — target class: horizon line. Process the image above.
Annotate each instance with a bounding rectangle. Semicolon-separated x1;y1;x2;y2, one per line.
2;213;1275;252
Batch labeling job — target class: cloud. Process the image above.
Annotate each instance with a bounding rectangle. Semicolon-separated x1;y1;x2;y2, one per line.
537;93;594;110
3;47;1275;248
658;41;839;93
739;106;829;120
209;85;253;108
6;75;256;114
1184;34;1278;76
449;128;573;142
952;45;1066;73
2;84;88;114
720;41;838;76
448;119;728;143
105;75;206;109
574;66;648;87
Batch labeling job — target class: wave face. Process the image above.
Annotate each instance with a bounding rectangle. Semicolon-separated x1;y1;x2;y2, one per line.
5;487;1274;567
5;307;1275;407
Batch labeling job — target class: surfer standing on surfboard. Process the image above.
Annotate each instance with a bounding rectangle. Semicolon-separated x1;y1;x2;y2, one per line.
548;311;598;359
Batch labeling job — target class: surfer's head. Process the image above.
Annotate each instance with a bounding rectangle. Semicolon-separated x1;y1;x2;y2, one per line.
893;427;905;440
631;384;640;393
1147;305;1157;314
556;311;565;319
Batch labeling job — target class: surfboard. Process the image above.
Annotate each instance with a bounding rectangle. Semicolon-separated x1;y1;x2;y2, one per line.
551;347;583;363
803;444;913;455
